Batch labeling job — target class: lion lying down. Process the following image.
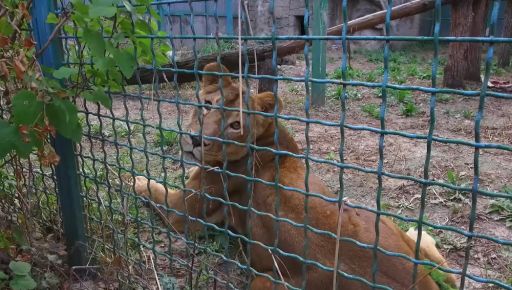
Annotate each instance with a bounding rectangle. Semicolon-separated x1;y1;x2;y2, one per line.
133;63;457;289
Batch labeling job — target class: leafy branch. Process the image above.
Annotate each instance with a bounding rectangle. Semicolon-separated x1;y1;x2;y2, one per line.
0;0;171;166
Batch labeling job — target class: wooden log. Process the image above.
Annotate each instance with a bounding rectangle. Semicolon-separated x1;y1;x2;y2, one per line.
128;0;450;86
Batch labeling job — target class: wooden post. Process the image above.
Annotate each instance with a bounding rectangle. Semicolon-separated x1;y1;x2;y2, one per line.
311;0;327;106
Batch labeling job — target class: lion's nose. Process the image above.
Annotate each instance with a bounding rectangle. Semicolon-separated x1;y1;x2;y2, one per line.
190;135;210;148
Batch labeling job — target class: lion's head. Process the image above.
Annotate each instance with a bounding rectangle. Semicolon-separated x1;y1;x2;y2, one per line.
180;63;282;165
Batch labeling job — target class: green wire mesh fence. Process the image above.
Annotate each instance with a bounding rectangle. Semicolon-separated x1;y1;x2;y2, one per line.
2;0;512;289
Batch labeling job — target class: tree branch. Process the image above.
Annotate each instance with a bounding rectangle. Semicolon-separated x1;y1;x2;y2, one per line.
35;11;70;58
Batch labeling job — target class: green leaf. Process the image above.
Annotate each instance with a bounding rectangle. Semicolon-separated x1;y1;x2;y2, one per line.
135;19;151;34
149;19;158;32
122;0;135;13
9;261;31;275
94;0;117;5
111;32;126;45
0;120;34;159
11;91;43;126
52;67;78;79
12;226;28;247
0;19;14;36
47;99;82;142
114;49;136;77
149;7;161;21
46;13;59;24
155;52;169;66
0;271;8;280
83;28;105;58
89;5;117;18
0;232;11;249
13;136;35;158
95;56;115;71
0;121;20;158
71;1;89;17
10;275;37;290
83;88;112;109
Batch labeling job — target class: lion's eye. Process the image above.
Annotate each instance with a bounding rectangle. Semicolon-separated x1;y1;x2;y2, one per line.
230;121;241;130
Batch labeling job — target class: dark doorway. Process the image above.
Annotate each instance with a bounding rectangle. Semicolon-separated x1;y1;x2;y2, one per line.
294;15;306;36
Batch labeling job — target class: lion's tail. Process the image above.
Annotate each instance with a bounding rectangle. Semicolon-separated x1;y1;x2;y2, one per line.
406;228;458;287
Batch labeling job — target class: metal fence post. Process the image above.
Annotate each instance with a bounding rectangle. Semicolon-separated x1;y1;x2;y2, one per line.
31;1;88;267
312;0;327;106
226;0;234;35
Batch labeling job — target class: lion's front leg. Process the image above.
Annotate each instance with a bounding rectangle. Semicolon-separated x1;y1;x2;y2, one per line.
132;168;223;233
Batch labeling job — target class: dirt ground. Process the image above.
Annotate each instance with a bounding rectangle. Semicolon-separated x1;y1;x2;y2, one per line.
70;44;512;289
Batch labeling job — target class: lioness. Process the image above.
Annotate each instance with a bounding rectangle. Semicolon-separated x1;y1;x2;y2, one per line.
133;63;457;289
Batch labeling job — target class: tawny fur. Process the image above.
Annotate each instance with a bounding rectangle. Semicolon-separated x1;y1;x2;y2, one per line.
133;63;457;289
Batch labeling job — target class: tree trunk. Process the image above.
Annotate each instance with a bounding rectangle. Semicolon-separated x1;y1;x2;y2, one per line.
444;0;491;88
443;0;473;89
257;58;275;93
464;0;490;83
496;1;512;68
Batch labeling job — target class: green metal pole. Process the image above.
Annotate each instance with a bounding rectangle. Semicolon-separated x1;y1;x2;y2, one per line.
31;1;88;267
312;0;327;106
226;0;234;35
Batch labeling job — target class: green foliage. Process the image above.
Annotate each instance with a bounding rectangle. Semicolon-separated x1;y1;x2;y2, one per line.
488;186;512;228
156;129;179;148
0;261;37;290
359;49;381;63
445;170;467;201
330;67;364;80
327;86;342;99
462;110;474;120
389;89;412;103
437;94;453;103
365;69;380;83
199;40;236;56
287;84;301;95
361;103;380;119
400;101;418;117
328;87;362;100
0;0;170;164
394;219;414;232
423;266;457;290
446;170;459;186
325;151;337;161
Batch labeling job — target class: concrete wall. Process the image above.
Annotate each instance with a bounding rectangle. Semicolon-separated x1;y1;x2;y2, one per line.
158;0;434;52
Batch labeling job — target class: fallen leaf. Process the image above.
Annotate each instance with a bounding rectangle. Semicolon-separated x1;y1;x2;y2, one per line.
13;59;26;80
20;3;31;20
0;36;10;47
23;37;35;49
0;61;9;78
47;151;60;166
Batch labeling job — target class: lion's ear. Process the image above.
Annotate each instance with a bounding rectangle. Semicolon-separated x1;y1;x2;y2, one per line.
201;62;232;88
252;92;282;114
